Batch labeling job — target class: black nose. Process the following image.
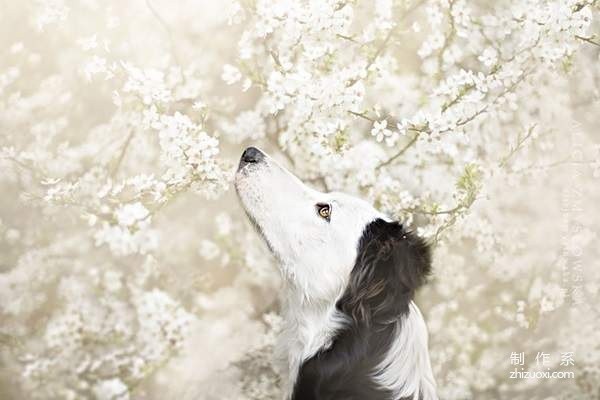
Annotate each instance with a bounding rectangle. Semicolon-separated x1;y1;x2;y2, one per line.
240;147;264;166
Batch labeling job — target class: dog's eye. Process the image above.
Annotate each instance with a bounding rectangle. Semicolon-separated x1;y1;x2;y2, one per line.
316;203;331;221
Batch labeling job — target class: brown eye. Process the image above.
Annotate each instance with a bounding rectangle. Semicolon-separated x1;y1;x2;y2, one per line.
316;203;331;221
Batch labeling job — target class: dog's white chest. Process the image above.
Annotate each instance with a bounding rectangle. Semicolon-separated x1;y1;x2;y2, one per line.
278;300;346;395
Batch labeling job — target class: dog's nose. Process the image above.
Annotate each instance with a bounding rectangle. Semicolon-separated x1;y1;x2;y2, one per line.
240;147;264;166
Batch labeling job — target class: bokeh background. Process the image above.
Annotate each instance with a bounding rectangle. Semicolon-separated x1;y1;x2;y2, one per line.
1;0;599;399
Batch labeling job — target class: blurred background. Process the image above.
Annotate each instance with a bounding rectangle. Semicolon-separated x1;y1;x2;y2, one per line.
0;0;599;399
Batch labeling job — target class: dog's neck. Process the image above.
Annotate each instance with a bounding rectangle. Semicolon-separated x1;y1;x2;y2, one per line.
278;292;437;400
277;283;346;392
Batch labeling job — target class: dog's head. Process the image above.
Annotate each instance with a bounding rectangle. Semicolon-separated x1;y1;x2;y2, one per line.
234;147;430;306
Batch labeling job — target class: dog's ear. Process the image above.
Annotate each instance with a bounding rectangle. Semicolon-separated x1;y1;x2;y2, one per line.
338;219;431;326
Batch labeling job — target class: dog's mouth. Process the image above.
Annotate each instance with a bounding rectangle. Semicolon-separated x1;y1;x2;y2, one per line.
234;147;281;259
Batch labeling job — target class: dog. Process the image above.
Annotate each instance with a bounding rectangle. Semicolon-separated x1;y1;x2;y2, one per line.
235;147;437;400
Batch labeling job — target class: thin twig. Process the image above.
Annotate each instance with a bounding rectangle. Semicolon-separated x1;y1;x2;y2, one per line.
402;204;462;216
336;33;364;45
110;130;136;178
436;0;457;75
145;0;185;81
575;34;600;47
499;124;538;167
375;133;419;170
347;110;376;122
4;156;45;180
511;158;595;174
346;0;426;86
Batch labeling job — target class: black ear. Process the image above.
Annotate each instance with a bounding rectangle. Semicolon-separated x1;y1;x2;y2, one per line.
337;219;431;326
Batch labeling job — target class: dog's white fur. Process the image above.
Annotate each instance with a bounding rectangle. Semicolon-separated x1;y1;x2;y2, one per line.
235;149;437;399
373;302;438;399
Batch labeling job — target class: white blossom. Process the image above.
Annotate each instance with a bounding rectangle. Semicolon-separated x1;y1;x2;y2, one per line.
222;64;242;85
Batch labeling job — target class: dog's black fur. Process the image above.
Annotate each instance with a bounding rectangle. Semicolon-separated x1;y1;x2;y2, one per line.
292;219;431;400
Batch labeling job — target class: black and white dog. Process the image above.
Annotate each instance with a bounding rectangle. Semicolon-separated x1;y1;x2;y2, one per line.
235;147;437;400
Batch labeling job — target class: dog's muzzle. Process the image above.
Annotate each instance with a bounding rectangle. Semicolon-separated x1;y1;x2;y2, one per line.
238;146;264;170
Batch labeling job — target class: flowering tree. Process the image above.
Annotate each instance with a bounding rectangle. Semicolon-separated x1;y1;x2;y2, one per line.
1;0;599;399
